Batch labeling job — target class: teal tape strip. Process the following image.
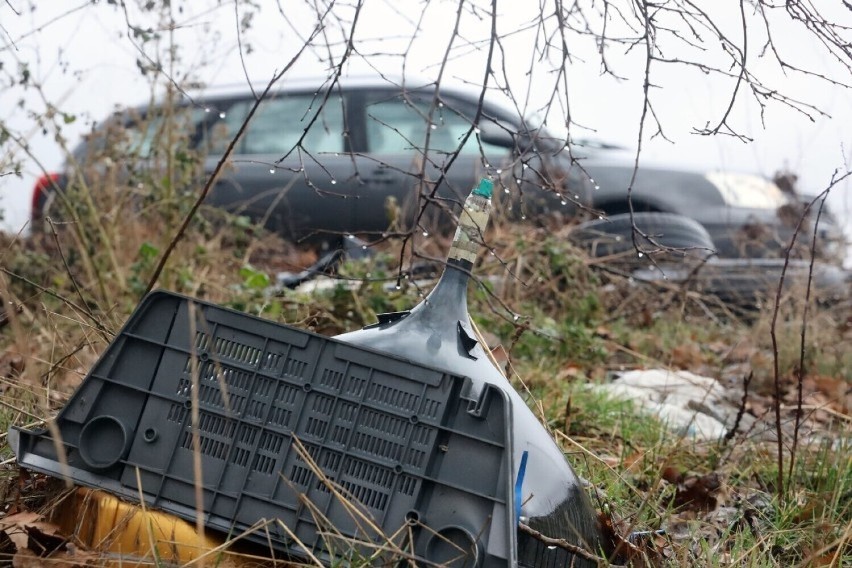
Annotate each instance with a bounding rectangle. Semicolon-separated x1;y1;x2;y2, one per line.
514;450;529;525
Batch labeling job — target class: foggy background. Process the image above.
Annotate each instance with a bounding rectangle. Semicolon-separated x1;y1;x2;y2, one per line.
1;1;849;263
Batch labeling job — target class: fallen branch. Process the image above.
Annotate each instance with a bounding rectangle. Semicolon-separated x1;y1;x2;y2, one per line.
724;371;753;443
518;522;622;567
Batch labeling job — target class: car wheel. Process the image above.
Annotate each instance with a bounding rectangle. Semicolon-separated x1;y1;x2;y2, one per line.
569;212;717;261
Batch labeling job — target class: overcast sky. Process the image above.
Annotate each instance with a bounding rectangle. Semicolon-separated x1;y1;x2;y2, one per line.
1;0;850;258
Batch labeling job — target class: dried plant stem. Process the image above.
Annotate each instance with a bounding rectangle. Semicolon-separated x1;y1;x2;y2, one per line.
788;191;829;483
187;301;206;567
724;371;753;443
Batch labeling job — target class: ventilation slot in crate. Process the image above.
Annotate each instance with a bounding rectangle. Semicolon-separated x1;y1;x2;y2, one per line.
282;356;307;378
344;370;367;397
397;474;418;496
212;337;262;367
231;425;258;468
246;376;276;420
319;368;345;390
267;383;300;430
195;331;210;351
365;379;419;413
422;397;442;419
166;403;186;423
291;463;314;487
261;351;283;372
251;431;285;475
180;413;236;461
340;458;393;511
177;362;252;414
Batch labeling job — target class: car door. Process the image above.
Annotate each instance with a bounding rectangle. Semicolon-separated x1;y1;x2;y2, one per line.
203;91;361;246
357;88;510;237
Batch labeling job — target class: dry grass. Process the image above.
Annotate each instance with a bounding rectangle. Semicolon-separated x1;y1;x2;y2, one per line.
0;121;850;566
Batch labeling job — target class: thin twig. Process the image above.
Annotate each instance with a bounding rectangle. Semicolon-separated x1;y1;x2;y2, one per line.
233;0;257;100
0;267;113;340
47;218;112;343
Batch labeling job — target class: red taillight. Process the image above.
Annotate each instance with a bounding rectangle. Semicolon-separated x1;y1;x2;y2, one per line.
31;172;60;215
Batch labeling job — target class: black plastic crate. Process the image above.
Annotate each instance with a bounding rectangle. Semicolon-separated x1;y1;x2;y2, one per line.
12;291;516;566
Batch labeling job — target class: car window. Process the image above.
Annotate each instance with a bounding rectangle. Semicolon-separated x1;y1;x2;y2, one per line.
206;95;345;156
365;95;503;156
74;106;204;161
94;107;206;160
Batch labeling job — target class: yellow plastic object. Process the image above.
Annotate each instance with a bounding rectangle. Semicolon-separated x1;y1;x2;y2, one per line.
53;488;255;566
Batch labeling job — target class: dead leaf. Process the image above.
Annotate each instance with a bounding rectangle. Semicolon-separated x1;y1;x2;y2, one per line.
0;511;70;558
727;341;758;363
0;512;42;549
671;342;703;368
0;301;22;332
488;344;509;367
747;397;770;418
22;523;66;556
598;508;660;565
0;525;15;556
705;341;731;355
600;455;621;468
813;375;852;413
12;547;40;568
0;347;26;393
671;472;724;512
810;554;838;567
594;325;613;339
661;466;682;485
12;547;96;567
556;364;582;381
621;451;645;470
0;512;42;527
